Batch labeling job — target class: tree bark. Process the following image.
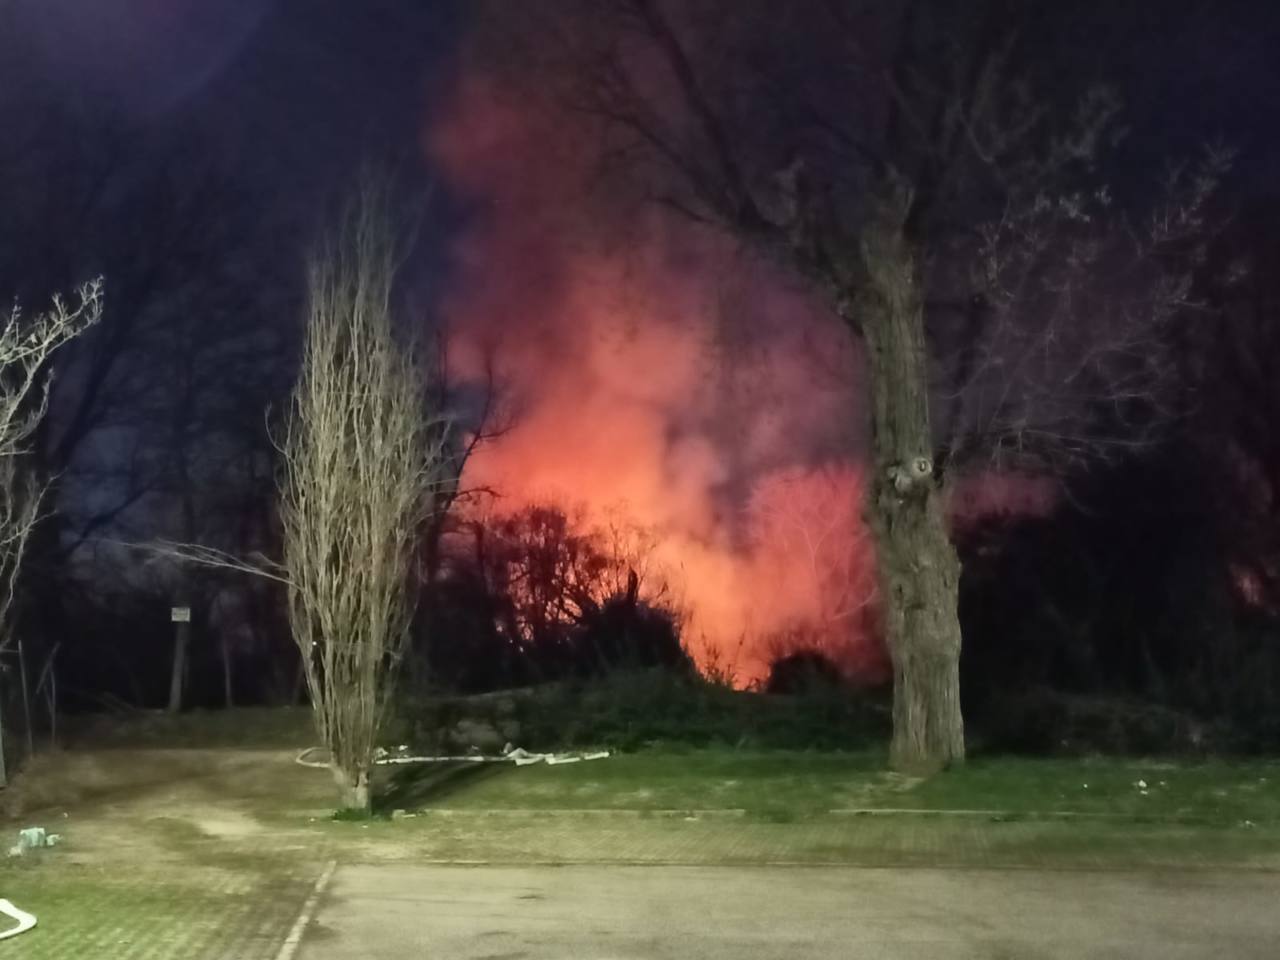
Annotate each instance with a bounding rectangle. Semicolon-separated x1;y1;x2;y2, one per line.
854;199;965;774
17;638;33;756
0;688;7;788
332;764;371;814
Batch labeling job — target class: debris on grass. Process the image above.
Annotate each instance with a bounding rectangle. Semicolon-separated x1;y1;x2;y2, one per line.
8;826;62;858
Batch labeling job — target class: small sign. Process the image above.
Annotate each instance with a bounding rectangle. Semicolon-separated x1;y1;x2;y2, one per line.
170;606;191;623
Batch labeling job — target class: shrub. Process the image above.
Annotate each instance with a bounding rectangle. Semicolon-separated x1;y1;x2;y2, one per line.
978;688;1219;755
403;669;890;754
764;649;844;695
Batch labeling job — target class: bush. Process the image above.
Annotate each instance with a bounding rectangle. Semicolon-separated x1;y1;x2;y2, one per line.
570;597;690;676
977;689;1219;755
402;669;890;754
764;649;844;695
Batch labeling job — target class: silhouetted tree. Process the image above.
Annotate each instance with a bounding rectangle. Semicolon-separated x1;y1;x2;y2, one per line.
0;281;100;783
476;0;1222;770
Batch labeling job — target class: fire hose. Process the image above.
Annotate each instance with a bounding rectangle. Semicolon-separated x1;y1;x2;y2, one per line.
0;899;36;941
294;745;610;769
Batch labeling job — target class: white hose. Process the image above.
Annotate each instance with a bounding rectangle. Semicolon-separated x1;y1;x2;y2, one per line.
0;899;36;941
294;746;609;770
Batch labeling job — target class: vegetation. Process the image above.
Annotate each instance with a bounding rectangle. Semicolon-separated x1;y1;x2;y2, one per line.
478;0;1228;772
413;504;689;693
401;669;889;755
280;180;451;813
958;438;1280;755
0;281;101;785
377;744;1280;827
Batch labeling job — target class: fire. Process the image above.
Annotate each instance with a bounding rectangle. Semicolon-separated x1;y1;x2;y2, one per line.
428;74;886;686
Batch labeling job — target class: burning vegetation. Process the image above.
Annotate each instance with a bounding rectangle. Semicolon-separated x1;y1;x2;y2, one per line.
429;72;883;689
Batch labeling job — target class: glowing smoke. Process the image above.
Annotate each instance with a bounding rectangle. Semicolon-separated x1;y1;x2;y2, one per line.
429;74;887;685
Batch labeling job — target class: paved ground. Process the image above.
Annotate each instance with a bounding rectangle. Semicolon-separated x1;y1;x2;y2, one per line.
298;864;1280;959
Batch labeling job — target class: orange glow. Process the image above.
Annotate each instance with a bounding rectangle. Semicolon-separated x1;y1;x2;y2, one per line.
429;74;886;686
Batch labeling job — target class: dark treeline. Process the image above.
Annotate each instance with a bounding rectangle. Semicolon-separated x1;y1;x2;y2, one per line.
960;201;1280;751
0;0;1278;759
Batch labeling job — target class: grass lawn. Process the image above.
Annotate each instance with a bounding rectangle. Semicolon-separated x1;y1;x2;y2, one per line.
376;747;1280;825
350;746;1280;871
0;857;313;960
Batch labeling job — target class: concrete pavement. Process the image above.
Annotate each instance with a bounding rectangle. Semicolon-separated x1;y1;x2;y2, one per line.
296;864;1280;959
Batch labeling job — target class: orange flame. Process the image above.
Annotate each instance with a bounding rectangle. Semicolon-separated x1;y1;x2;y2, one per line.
429;74;888;686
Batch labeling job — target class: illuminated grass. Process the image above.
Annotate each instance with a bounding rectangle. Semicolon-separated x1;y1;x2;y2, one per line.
376;748;1280;826
0;858;315;960
321;810;1280;870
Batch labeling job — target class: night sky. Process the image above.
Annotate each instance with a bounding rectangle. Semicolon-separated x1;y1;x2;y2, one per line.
4;0;461;267
7;0;1279;285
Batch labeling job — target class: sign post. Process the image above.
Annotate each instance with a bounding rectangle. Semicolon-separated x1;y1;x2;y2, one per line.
168;605;192;713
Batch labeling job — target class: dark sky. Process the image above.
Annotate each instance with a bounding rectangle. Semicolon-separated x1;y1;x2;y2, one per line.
7;0;1279;247
1068;1;1280;190
8;0;462;231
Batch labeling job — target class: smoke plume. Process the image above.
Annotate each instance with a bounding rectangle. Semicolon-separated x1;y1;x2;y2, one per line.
429;73;888;685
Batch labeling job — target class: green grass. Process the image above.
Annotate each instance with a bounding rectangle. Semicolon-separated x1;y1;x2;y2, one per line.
0;855;315;960
376;748;886;817
348;747;1280;869
907;754;1280;823
376;747;1280;825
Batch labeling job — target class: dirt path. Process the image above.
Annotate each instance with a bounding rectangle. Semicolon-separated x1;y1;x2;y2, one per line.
299;863;1280;960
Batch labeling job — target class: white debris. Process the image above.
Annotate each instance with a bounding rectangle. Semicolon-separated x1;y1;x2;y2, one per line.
295;745;611;770
7;827;60;858
0;899;36;940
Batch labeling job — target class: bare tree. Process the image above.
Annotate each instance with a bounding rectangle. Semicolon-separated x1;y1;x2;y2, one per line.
280;183;450;812
0;279;101;785
476;0;1220;771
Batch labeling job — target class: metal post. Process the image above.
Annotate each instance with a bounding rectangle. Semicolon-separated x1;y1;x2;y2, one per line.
168;603;192;713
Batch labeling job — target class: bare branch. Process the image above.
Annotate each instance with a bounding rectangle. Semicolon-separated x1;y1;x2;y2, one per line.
280;176;452;811
0;279;101;653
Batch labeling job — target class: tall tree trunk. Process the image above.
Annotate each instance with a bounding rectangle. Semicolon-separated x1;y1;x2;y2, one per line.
292;657;307;706
332;763;371;814
0;688;7;788
17;638;33;756
854;198;965;774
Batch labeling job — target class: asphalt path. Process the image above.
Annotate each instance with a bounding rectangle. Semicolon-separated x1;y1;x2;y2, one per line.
296;863;1280;959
